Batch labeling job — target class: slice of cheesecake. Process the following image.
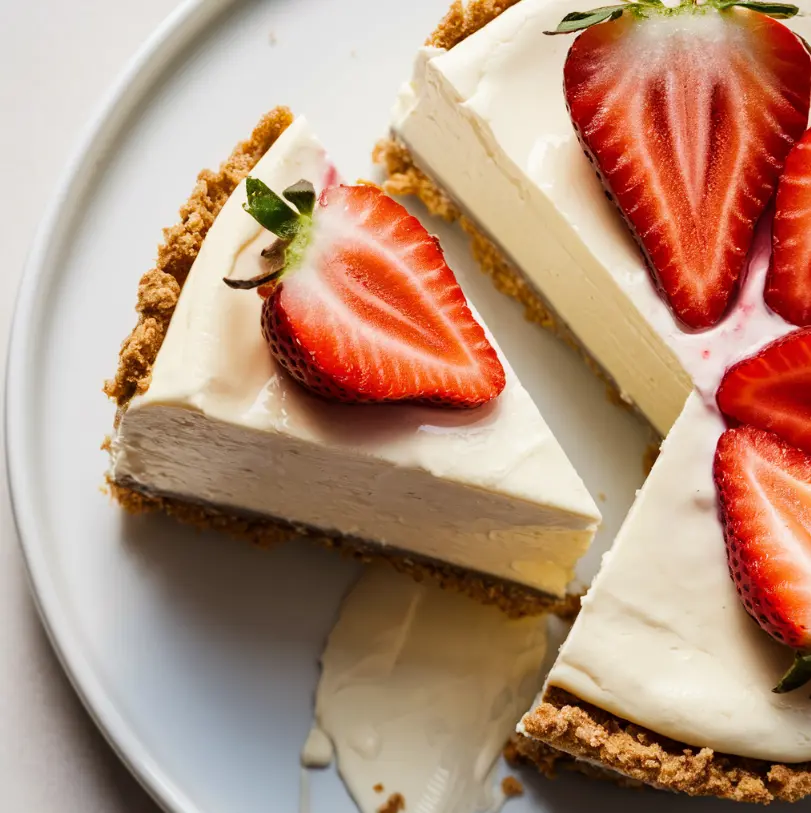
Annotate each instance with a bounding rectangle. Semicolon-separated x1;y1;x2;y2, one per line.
105;107;601;616
384;0;811;802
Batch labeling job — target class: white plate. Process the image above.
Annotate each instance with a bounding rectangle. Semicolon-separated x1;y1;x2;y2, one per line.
5;1;732;811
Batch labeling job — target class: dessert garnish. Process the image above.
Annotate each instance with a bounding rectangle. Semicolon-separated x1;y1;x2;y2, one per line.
547;0;811;330
767;129;811;327
224;178;506;406
717;328;811;454
714;424;811;692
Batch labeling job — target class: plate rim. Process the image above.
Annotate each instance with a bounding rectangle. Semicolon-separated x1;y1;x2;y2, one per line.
4;2;243;812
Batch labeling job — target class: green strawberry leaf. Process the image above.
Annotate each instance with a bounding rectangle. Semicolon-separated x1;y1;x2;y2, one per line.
715;0;799;17
544;4;628;34
774;651;811;694
282;179;317;216
243;177;301;239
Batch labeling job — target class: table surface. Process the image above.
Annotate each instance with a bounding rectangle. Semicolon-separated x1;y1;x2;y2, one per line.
0;3;183;810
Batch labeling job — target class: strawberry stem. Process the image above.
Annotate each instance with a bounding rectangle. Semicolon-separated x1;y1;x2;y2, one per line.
774;652;811;694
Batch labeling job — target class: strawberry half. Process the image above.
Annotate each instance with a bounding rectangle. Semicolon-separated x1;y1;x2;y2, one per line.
716;327;811;454
549;0;811;330
766;129;811;327
224;178;506;407
714;426;811;692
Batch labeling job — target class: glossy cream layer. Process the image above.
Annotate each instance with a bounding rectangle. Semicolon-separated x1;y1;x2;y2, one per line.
111;117;600;595
392;0;811;435
310;567;547;813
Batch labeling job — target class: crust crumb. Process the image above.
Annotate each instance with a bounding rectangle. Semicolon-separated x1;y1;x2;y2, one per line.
377;792;405;813
428;0;523;49
501;776;523;797
550;591;583;623
518;689;811;803
373;783;384;794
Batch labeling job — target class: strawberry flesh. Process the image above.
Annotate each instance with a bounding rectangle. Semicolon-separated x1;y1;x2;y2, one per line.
260;185;506;407
714;426;811;676
766;129;811;327
564;6;810;330
716;328;811;454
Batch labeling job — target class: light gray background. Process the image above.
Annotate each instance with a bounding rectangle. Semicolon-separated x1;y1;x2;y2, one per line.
1;4;178;809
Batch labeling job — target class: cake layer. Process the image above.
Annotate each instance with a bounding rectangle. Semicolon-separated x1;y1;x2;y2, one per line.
109;116;600;597
392;0;811;436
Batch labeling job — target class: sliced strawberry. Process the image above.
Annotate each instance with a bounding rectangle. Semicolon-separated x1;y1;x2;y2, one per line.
557;3;810;330
226;179;506;407
766;129;811;327
714;426;811;691
716;328;811;454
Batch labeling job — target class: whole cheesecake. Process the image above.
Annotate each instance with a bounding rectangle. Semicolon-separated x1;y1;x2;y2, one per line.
382;0;811;803
105;108;601;616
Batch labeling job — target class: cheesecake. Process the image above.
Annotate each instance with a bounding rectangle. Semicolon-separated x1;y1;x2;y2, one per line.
105;107;601;616
382;0;811;802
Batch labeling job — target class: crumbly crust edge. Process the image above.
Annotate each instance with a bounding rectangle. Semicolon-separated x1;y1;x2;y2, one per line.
517;688;811;804
102;106;564;618
427;0;524;49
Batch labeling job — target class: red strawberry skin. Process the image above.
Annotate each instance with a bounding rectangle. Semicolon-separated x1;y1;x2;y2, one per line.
564;7;811;330
766;129;811;327
714;426;811;650
716;328;811;454
261;185;506;407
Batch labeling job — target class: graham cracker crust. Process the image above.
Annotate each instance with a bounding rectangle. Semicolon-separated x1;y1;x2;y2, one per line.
518;688;811;804
103;105;566;619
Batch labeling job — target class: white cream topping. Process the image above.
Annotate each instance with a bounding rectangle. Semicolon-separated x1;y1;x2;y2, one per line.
392;0;811;435
111;116;600;595
310;567;546;813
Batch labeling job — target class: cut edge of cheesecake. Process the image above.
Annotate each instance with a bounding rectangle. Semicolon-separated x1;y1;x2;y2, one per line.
103;104;585;619
518;688;811;804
